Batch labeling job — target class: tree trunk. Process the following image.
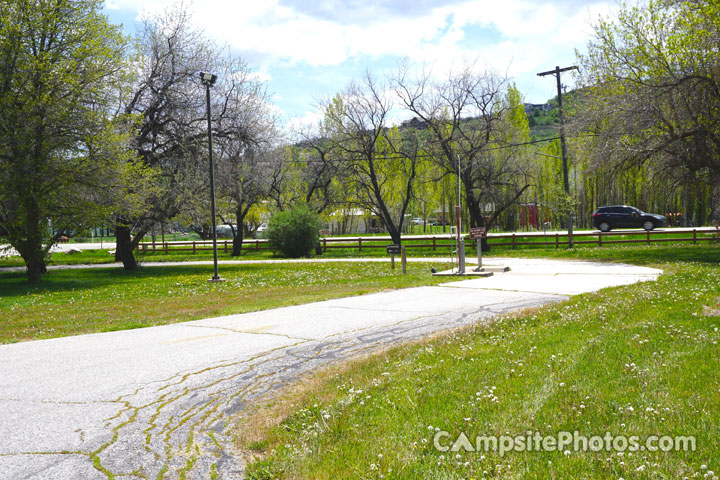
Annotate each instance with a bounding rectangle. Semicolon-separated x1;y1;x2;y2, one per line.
466;193;491;252
466;195;487;228
387;221;402;245
23;254;46;283
231;206;249;257
231;227;244;256
115;225;139;270
710;173;720;224
130;230;147;251
18;198;47;283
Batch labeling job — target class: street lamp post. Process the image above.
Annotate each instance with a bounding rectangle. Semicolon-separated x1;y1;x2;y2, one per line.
200;71;224;282
537;65;578;248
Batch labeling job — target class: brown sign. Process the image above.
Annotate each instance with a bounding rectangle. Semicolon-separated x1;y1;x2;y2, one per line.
386;244;402;255
469;227;487;239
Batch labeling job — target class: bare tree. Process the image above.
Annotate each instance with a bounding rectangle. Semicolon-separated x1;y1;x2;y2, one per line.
394;64;530;239
322;74;419;245
217;143;278;256
115;4;268;268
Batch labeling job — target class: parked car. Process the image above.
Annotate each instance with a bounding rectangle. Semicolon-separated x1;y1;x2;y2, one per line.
255;223;268;238
591;205;666;232
411;217;425;225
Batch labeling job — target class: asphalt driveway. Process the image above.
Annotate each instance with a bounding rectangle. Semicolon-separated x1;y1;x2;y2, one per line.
0;258;661;479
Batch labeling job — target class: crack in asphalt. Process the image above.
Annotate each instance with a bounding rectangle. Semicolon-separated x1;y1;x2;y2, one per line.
182;324;315;342
5;294;566;480
0;399;120;405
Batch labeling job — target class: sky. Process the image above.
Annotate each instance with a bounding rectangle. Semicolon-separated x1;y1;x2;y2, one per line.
103;0;617;130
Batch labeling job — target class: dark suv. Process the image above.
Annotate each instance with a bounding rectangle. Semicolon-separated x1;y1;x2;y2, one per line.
591;205;666;232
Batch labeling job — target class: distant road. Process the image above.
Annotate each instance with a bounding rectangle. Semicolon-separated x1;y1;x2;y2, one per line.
2;226;715;258
0;242;116;258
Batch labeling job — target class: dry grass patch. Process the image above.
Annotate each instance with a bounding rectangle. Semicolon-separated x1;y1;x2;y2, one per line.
703;297;720;316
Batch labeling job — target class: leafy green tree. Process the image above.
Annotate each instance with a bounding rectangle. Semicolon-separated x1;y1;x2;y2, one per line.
576;0;720;222
267;139;346;215
488;83;533;231
0;0;136;282
409;154;443;233
267;204;321;258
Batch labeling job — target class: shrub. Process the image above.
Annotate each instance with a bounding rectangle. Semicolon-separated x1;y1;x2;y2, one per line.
267;205;321;258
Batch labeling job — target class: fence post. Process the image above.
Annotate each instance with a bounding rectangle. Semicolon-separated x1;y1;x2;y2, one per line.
224;241;228;252
256;239;259;251
193;241;196;254
555;233;559;249
693;229;697;245
164;242;168;254
646;230;650;246
359;237;362;252
152;237;156;251
323;237;327;253
598;231;602;247
433;237;436;251
512;233;516;250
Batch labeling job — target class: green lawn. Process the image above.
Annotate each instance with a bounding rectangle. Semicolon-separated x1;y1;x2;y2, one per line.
0;261;449;344
239;244;720;479
1;229;716;268
503;241;720;265
3;241;719;477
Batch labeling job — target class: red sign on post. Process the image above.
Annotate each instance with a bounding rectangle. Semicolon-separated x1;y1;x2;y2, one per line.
469;227;487;239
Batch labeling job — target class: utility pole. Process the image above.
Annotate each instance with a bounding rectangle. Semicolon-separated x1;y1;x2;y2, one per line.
537;65;578;247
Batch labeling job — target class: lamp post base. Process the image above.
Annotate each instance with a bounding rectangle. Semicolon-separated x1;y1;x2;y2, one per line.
208;276;225;283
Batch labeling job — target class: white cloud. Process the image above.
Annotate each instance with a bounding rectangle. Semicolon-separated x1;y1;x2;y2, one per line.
249;70;273;83
286;108;326;135
106;0;618;115
107;0;615;70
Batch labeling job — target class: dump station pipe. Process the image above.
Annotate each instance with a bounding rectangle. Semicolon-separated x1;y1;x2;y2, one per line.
455;204;465;273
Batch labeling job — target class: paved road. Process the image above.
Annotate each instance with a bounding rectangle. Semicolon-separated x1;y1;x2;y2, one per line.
0;258;661;479
0;242;117;258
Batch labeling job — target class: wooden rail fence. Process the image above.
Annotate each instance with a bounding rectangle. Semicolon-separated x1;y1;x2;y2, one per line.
138;227;720;254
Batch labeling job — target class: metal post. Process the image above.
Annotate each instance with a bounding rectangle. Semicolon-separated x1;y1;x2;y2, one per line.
455;203;465;274
201;73;223;282
456;151;463;273
401;246;407;274
458;238;465;274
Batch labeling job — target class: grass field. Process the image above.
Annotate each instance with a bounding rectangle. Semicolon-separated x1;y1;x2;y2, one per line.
238;244;720;479
2;228;716;269
0;261;449;344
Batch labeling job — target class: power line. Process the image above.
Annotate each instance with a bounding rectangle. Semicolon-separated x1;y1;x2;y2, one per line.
287;136;564;164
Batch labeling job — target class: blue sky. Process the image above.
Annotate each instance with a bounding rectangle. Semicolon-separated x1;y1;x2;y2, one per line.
103;0;616;129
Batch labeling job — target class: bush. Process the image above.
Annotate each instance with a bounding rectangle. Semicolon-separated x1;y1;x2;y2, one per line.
267;205;321;258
